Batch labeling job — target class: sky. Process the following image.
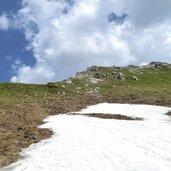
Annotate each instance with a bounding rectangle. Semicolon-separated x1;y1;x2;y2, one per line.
0;0;171;83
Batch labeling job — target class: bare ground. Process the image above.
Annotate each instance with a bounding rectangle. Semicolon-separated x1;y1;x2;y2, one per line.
166;111;171;116
69;113;143;120
0;94;171;168
0;95;101;167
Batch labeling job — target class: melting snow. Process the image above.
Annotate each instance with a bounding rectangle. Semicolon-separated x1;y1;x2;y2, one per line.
1;103;171;171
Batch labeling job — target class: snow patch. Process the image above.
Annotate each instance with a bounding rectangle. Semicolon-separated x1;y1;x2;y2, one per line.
1;103;171;171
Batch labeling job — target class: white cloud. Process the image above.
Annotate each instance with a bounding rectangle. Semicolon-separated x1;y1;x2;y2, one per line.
11;0;171;83
11;58;23;73
11;64;56;83
0;14;9;30
120;0;171;28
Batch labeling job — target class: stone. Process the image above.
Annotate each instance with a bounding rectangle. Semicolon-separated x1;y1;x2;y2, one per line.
113;66;122;70
131;75;138;81
148;62;168;68
112;72;125;80
66;79;72;84
94;73;107;79
87;66;99;72
126;65;139;69
75;71;88;79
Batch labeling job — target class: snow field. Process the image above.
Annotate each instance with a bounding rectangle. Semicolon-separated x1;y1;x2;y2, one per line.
1;103;171;171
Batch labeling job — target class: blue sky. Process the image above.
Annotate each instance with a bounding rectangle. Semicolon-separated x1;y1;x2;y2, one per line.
0;0;171;83
0;0;19;12
0;0;35;82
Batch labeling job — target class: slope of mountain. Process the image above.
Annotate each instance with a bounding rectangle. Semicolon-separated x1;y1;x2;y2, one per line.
0;62;171;167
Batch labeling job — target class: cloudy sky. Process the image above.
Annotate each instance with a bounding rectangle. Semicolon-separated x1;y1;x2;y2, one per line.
0;0;171;83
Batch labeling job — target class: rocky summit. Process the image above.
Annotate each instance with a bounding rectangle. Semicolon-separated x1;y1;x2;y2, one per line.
74;61;171;83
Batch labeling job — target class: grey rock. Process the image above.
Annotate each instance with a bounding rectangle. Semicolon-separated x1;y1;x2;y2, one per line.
113;66;122;70
66;79;72;84
87;66;99;72
112;72;125;80
130;75;138;81
148;62;168;68
94;73;107;79
124;65;139;70
75;71;88;79
128;65;139;68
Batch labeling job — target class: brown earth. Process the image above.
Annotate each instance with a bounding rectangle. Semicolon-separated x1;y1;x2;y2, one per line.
0;95;101;168
166;111;171;116
0;93;171;168
0;105;52;167
69;113;143;120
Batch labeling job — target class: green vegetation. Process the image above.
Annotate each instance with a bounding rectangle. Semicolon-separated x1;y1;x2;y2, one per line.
0;65;171;108
96;66;171;102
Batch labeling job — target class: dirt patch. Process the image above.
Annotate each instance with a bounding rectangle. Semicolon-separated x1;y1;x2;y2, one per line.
0;92;170;168
166;111;171;116
0;95;101;168
70;113;143;120
0;104;53;167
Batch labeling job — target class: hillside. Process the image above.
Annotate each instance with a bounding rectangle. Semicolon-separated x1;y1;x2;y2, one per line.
0;62;171;167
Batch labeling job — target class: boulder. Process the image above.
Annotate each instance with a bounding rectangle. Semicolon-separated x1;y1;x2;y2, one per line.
113;66;122;70
124;65;139;70
112;72;125;80
87;66;99;72
94;73;107;79
148;62;168;68
130;75;138;81
75;71;88;79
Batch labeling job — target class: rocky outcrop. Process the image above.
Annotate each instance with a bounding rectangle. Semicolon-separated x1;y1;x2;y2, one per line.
148;62;168;68
130;75;138;81
87;66;99;72
94;73;107;79
74;62;170;81
125;65;139;69
112;72;125;80
113;66;122;70
75;71;88;79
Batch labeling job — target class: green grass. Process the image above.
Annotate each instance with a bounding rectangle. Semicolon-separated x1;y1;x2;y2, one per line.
0;66;171;108
97;67;171;89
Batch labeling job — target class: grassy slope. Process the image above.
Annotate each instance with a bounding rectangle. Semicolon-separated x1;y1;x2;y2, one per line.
0;66;171;167
1;66;171;107
68;66;171;105
97;66;171;105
